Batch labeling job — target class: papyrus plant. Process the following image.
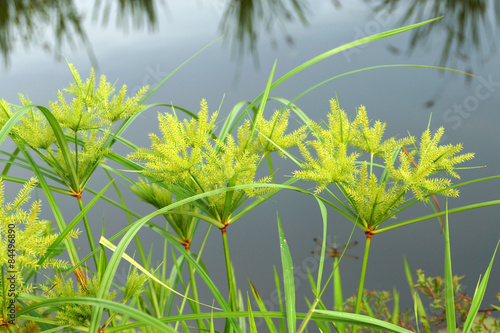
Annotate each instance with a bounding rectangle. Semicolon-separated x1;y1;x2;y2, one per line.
0;64;148;270
0;178;79;332
294;99;474;329
128;99;306;312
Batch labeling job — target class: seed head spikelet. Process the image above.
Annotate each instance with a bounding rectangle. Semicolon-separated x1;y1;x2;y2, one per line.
0;178;79;313
129;99;272;219
256;109;307;156
351;105;414;156
294;99;474;230
1;64;149;195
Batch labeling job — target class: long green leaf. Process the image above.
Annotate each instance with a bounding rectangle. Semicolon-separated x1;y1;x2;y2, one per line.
89;309;419;333
314;309;415;333
462;239;500;333
272;265;286;333
277;213;296;333
443;200;456;333
315;198;328;297
247;278;278;333
376;198;500;233
223;18;443;137
17;297;176;332
403;258;431;333
247;293;258;333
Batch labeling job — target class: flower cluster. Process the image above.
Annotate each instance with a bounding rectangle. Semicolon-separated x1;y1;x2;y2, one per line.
294;99;473;229
0;64;148;193
129;100;305;220
0;178;79;323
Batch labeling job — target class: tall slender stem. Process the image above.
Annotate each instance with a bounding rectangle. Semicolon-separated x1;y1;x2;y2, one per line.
333;256;346;333
297;298;319;333
221;227;237;311
353;236;372;333
187;254;206;330
77;196;99;269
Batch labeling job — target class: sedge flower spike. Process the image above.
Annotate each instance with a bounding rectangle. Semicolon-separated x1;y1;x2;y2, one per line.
0;178;80;321
294;99;474;230
129;99;271;217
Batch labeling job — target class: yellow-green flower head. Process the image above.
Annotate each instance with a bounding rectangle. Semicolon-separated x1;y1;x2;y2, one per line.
351;105;413;156
49;64;148;133
0;178;80;309
294;98;474;229
256;109;307;156
388;127;474;200
129;99;271;215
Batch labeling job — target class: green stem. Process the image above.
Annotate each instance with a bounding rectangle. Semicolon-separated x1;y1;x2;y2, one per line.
333;256;346;333
353;236;372;333
297;298;319;333
333;257;342;307
370;152;374;176
221;227;237;311
109;170;147;268
1;147;19;175
187;255;206;331
77;196;99;269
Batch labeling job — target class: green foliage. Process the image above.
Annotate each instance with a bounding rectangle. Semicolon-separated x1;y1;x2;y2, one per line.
1;64;148;195
0;18;498;333
130;177;199;245
294;99;473;230
0;178;79;331
41;275;117;327
345;271;500;333
129;99;302;221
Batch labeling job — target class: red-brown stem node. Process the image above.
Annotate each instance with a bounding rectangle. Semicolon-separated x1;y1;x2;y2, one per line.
365;228;375;239
181;239;191;252
220;220;230;234
70;188;83;200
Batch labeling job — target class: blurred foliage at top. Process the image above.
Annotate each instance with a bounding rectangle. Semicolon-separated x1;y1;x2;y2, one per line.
0;0;498;68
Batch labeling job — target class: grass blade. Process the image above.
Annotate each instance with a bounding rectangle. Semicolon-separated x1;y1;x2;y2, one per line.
462;239;500;333
273;266;286;333
247;293;258;333
403;258;431;333
443;200;456;333
17;297;176;332
315;198;328;297
247;278;278;333
314;309;415;333
277;213;296;333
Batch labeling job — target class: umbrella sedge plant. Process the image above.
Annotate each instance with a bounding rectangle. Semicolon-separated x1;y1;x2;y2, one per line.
0;15;498;332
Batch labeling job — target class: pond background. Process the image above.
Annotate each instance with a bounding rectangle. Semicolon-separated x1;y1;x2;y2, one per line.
1;0;499;326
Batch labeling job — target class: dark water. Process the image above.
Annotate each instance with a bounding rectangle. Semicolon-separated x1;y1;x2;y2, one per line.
1;0;500;328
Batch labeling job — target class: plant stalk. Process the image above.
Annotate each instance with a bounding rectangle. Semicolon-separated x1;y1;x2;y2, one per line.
188;253;206;331
77;196;99;269
297;298;320;333
221;227;237;311
353;235;372;333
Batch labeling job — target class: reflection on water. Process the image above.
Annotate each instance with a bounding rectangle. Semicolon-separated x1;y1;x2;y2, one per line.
366;0;500;67
0;0;499;70
0;0;161;68
0;0;96;67
92;0;161;32
218;0;309;66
